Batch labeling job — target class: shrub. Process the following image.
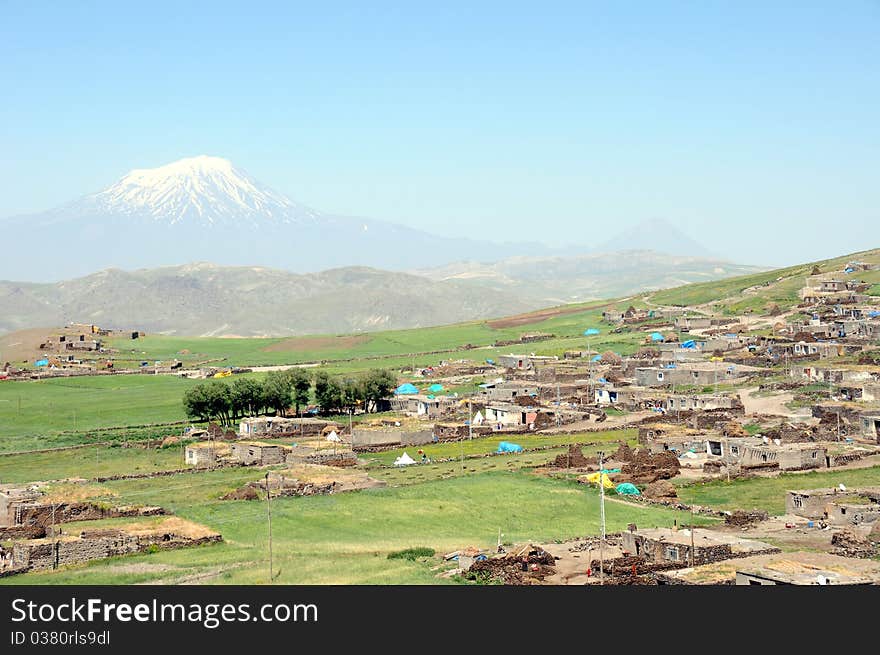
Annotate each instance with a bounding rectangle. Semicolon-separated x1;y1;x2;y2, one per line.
387;547;435;561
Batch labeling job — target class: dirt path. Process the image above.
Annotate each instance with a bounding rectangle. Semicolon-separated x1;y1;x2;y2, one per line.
737;387;812;420
540;410;653;434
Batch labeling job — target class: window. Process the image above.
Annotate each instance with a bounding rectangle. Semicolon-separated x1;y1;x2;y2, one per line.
749;580;762;586
793;496;803;508
730;445;739;455
665;547;679;561
658;372;664;381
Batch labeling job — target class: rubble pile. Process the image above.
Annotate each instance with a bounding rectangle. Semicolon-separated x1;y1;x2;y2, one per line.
724;510;769;527
722;420;749;439
613;445;681;485
591;554;685;578
465;547;556;585
548;445;597;469
831;530;879;559
220;486;260;501
643;480;678;501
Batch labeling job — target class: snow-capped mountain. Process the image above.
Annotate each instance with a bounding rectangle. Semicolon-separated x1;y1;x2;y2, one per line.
0;155;523;281
82;155;320;227
0;155;725;284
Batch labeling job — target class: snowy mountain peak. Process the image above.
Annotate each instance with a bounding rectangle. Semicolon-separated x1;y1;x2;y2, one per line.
86;155;320;227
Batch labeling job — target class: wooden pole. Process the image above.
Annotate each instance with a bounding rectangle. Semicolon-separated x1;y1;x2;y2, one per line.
266;472;273;583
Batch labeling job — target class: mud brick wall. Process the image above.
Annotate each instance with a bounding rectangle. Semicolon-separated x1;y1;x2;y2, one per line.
304;452;358;467
432;424;493;441
828;452;866;467
16;503;165;529
0;525;46;540
14;535;139;570
12;533;222;572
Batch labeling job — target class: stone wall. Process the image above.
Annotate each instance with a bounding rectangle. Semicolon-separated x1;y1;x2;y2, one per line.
11;532;222;572
15;503;165;530
432;424;493;441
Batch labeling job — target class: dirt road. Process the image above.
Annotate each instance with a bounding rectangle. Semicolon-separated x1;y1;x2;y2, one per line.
737;387;812;420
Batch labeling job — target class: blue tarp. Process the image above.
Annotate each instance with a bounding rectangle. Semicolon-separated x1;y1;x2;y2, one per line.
615;483;640;496
591;355;602;362
650;332;664;342
681;340;697;349
34;358;48;367
845;267;855;273
869;311;880;318
584;328;600;336
394;383;419;395
486;359;495;365
428;383;444;393
496;441;523;453
598;377;608;384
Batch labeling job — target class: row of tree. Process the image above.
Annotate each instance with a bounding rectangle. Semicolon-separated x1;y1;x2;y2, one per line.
182;368;397;425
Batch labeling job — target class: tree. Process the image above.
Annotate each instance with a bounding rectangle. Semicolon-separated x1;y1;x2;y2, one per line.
203;381;233;426
361;369;396;412
231;377;265;418
184;381;233;425
183;384;211;422
286;368;312;416
341;378;363;414
314;371;344;414
262;370;293;416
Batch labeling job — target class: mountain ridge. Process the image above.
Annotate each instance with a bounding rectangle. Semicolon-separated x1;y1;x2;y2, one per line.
0;254;766;337
0;155;726;281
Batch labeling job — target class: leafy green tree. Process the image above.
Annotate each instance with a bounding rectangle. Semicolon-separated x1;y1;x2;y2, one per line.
262;370;293;416
314;371;343;414
183;384;211;422
203;381;233;426
184;381;233;425
287;368;312;416
231;377;265;418
341;378;363;414
361;369;396;412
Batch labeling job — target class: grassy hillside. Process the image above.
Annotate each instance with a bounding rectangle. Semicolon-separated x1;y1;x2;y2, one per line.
1;471;715;585
650;247;880;309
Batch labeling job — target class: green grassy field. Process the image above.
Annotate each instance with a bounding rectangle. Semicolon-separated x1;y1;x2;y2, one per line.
649;248;880;308
102;298;646;370
360;428;636;467
2;470;715;585
0;375;201;451
677;465;880;514
0;443;187;483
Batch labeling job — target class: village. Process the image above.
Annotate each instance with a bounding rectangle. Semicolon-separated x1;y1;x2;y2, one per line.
2;259;880;585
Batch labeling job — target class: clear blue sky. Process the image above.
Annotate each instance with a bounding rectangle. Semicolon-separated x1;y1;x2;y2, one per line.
1;1;877;265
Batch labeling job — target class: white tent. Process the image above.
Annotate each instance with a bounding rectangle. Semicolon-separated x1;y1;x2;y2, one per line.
393;452;416;467
472;411;484;426
325;430;341;442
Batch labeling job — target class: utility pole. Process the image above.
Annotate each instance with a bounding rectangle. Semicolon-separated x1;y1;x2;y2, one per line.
598;450;606;586
689;519;695;567
556;382;561;427
266;472;274;584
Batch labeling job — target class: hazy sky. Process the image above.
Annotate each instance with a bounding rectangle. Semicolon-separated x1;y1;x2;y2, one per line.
1;1;877;266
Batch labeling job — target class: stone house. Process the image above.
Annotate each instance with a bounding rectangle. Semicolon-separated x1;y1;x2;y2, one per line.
786;487;880;524
620;527;778;566
230;442;288;466
740;443;827;471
